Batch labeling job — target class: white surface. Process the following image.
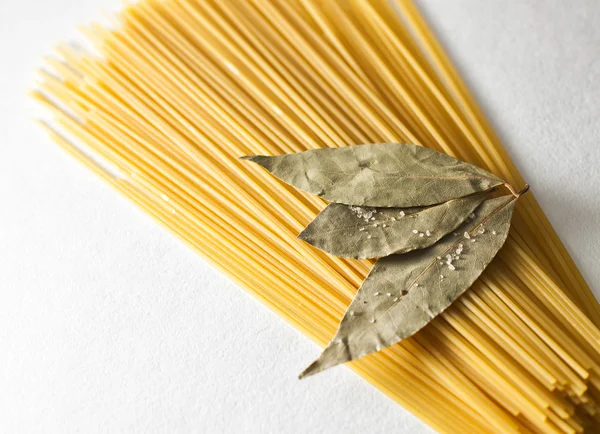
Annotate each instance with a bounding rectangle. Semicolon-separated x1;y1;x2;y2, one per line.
1;0;599;433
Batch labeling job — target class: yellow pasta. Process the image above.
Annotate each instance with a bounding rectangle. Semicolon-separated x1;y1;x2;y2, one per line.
34;0;600;432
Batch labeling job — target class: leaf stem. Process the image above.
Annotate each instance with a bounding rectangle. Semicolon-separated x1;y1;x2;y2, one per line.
504;182;530;198
517;184;530;196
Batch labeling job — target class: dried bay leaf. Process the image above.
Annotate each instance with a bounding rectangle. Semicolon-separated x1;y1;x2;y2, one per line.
298;192;489;259
299;195;517;379
242;143;504;207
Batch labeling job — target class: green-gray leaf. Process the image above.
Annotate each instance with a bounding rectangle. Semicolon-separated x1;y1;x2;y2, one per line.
242;143;504;207
299;195;516;379
298;192;489;259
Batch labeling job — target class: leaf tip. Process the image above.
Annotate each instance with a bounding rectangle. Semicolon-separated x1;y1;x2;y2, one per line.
298;341;351;379
297;228;311;242
298;359;321;380
298;355;333;379
239;155;274;171
239;155;258;162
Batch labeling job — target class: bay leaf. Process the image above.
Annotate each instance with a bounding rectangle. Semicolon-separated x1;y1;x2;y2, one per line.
242;143;504;207
299;195;517;379
298;192;489;259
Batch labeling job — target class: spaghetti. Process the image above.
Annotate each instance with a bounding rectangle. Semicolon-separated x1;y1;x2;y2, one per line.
34;0;600;431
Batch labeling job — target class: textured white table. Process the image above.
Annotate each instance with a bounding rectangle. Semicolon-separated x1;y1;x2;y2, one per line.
1;0;599;432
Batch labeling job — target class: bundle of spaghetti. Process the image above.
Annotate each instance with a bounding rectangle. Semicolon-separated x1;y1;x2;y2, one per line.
33;0;600;432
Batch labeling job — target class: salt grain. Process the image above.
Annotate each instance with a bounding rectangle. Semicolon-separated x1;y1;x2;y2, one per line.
425;230;431;236
412;229;418;234
464;232;470;239
419;233;425;237
448;264;456;270
350;206;376;221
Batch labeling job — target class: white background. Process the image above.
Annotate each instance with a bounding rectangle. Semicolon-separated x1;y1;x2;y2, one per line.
2;0;600;432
